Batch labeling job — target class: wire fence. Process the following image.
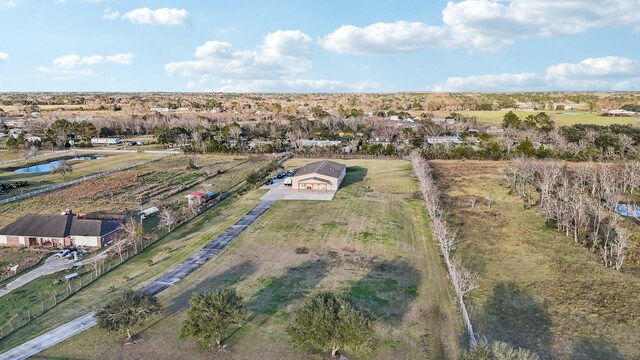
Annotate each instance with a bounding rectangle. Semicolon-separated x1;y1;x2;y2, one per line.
0;155;175;205
0;156;283;341
0;151;74;167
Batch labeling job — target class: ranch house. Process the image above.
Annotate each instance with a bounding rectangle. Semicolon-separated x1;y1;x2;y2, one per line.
0;213;123;248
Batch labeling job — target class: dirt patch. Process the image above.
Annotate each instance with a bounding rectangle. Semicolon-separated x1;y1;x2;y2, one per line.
0;248;49;282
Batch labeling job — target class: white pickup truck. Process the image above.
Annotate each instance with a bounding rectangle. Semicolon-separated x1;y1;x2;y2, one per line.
283;177;292;186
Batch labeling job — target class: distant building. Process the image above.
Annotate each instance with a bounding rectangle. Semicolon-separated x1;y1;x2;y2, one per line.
608;109;638;116
150;107;170;113
91;137;121;145
0;213;124;248
297;139;342;147
426;136;463;145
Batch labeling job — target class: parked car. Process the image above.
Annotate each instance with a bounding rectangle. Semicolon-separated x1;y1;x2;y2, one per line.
276;172;287;179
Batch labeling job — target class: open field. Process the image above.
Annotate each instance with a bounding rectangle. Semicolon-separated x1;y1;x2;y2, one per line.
437;110;640;126
38;159;462;359
0;157;270;350
430;160;640;359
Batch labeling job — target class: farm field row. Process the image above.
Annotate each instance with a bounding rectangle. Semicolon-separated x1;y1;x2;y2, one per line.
40;159;463;359
0;155;264;229
0;152;161;200
435;110;640;126
430;160;640;359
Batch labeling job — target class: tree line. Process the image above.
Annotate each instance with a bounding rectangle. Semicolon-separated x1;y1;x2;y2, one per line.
504;158;638;270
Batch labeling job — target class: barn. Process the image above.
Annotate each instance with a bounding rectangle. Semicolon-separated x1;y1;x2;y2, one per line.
291;160;346;192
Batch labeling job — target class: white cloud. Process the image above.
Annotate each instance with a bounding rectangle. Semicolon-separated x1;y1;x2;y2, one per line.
432;56;640;92
546;56;640;79
122;7;189;27
102;7;119;20
166;30;312;81
37;52;134;80
0;52;9;62
0;0;22;8
321;0;640;53
51;53;134;68
433;73;544;92
167;30;378;92
320;21;447;55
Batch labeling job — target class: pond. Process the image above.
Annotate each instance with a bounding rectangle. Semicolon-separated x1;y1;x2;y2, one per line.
13;156;103;173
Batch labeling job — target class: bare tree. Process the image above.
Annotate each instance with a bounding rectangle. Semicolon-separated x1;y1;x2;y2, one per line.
159;207;176;233
121;220;144;254
51;160;73;181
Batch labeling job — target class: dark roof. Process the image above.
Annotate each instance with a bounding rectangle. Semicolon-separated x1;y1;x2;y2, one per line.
0;214;119;238
293;160;346;179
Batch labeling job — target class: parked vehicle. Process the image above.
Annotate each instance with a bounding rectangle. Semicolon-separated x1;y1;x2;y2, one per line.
283;177;292;186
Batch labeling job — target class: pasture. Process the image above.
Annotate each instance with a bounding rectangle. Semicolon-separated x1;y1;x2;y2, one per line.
38;159;462;359
430;160;640;359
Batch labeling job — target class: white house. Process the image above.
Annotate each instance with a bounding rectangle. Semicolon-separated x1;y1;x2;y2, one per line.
91;137;121;145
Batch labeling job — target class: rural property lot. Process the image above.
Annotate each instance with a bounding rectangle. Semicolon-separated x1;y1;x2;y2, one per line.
431;160;640;359
37;159;462;359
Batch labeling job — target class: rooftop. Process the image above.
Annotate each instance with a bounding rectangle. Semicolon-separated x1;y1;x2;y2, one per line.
293;160;346;179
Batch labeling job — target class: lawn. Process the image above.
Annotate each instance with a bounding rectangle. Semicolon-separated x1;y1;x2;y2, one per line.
37;159;462;359
430;160;640;360
436;110;640;127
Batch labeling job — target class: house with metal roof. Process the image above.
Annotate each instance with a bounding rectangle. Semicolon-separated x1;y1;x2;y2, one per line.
0;214;123;248
290;160;347;192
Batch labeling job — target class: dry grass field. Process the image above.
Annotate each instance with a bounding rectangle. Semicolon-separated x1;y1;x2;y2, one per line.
37;159;463;359
430;160;640;360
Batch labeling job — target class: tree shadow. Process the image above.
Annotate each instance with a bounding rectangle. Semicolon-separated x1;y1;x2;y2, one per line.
477;281;553;358
346;259;420;326
246;258;329;324
165;260;256;316
340;166;368;189
571;337;624;360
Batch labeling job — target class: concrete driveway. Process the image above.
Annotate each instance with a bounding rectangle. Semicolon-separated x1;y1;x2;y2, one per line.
260;181;336;201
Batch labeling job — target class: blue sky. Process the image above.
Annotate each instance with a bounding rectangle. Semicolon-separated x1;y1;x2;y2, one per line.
1;0;640;92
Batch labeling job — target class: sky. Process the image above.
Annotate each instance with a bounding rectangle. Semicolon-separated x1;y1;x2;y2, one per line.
1;0;640;93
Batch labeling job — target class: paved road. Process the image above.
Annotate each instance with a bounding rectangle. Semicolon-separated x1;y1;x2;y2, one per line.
0;200;274;360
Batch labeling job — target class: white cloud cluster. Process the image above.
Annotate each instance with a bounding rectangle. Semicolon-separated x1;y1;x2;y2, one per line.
432;56;640;92
37;53;135;80
320;21;446;55
167;30;378;92
321;0;640;54
121;7;189;26
0;52;9;61
102;7;119;20
51;53;134;68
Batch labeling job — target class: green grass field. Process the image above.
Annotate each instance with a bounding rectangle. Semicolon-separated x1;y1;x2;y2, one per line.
431;160;640;360
436;110;640;126
36;159;462;359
